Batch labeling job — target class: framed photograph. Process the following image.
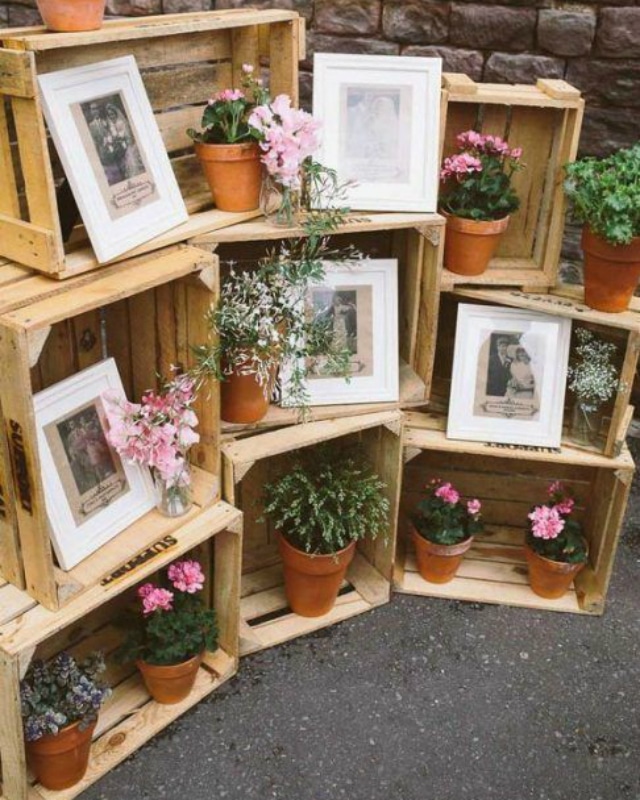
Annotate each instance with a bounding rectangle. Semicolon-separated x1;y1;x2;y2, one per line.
447;304;571;448
34;358;156;570
38;56;188;263
282;259;399;406
313;53;441;212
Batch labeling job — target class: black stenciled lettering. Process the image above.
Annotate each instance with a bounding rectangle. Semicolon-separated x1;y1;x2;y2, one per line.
9;420;32;514
100;535;179;586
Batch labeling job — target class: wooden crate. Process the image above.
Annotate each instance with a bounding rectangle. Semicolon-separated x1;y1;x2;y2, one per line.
0;9;303;278
221;410;403;655
0;244;221;611
395;411;634;615
191;212;444;433
0;500;242;800
439;74;584;290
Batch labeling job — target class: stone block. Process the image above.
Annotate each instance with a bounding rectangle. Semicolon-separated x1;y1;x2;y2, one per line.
537;10;595;57
450;5;536;51
484;52;564;84
579;106;640;158
567;59;640;108
403;45;484;81
305;31;399;69
315;0;380;36
382;0;449;44
163;0;212;11
215;0;313;21
106;0;161;14
7;3;41;23
596;8;640;58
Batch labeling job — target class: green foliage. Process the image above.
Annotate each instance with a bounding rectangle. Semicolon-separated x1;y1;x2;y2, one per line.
441;152;521;221
564;144;640;246
526;518;587;564
262;447;390;555
412;480;483;546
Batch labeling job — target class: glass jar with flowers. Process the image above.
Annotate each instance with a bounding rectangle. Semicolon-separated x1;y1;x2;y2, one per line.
439;130;524;276
104;372;199;517
410;478;483;584
117;560;218;704
567;328;620;447
524;481;588;599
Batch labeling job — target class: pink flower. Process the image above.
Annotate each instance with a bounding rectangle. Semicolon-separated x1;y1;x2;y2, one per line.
168;560;205;594
137;583;155;599
441;152;483;181
510;146;523;160
456;130;484;150
213;88;244;103
555;498;575;516
434;482;460;505
141;587;174;615
528;505;565;540
548;480;564;497
467;499;482;516
242;63;254;74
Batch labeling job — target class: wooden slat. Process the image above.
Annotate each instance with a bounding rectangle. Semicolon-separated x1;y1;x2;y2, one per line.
0;214;60;272
0;582;36;626
0;651;28;799
0;48;34;97
0;100;20;218
268;20;300;104
231;25;260;91
143;61;232;112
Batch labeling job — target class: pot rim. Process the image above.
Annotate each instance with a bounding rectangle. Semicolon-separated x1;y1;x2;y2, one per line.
26;717;96;746
524;539;589;569
440;209;510;234
136;651;204;671
410;520;473;554
277;530;357;560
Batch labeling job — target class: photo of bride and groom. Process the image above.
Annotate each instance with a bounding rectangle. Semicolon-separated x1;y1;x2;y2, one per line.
485;332;536;400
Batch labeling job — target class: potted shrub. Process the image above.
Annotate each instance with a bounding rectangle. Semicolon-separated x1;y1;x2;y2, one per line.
262;448;390;617
118;560;217;704
409;478;483;584
524;481;588;598
439;130;523;276
20;652;110;790
564;144;640;312
36;0;106;32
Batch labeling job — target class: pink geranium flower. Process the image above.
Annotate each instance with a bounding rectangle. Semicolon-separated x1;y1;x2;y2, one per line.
141;587;174;615
168;560;205;594
467;498;482;516
434;482;460;505
528;505;565;540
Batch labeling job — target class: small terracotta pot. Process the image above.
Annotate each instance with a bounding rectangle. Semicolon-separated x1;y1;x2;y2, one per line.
36;0;106;31
411;522;473;584
221;366;271;424
524;543;586;599
442;212;510;276
136;652;202;704
278;533;356;617
194;141;261;212
581;226;640;313
26;719;96;791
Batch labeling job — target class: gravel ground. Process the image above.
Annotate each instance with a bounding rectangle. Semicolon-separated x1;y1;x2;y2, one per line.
84;440;640;800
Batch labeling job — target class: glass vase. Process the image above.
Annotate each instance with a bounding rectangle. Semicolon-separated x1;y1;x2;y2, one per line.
569;402;602;447
259;174;301;227
154;465;193;518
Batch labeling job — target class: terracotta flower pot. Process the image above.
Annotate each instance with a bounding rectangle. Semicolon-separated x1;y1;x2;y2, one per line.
136;652;202;704
26;719;96;791
442;212;510;276
194;141;261;212
411;522;473;584
36;0;106;31
581;226;640;313
221;366;271;424
278;533;356;617
524;543;586;599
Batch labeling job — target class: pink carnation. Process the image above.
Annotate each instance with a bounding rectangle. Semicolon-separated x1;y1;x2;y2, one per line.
528;505;565;540
168;560;205;594
141;587;174;615
434;482;460;505
467;498;482;516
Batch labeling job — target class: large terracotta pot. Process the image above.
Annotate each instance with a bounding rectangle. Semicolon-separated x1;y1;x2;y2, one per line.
221;366;271;424
442;212;510;276
194;141;261;212
410;522;473;584
36;0;106;31
524;543;586;599
136;652;202;704
581;226;640;313
26;719;96;791
278;533;356;617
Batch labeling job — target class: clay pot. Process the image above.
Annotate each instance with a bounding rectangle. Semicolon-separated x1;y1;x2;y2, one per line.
524;543;586;599
221;366;271;424
26;719;96;791
411;522;473;584
36;0;106;31
442;212;510;276
278;533;356;617
194;141;261;212
581;226;640;313
136;652;202;704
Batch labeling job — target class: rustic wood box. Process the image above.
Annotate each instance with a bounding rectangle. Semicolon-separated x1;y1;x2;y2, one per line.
0;245;221;611
395;412;634;616
0;9;303;278
221;410;402;655
439;74;584;290
0;500;242;800
192;212;444;433
428;288;640;457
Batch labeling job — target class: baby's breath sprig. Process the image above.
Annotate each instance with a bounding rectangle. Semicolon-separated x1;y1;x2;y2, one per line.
567;328;620;413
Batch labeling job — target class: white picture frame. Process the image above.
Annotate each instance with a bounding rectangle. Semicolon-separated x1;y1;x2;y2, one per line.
447;304;571;448
34;358;156;571
38;56;188;263
313;53;442;212
281;259;399;406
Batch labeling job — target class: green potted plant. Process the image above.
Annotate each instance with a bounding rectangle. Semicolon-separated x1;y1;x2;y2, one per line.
439;130;523;276
262;448;390;617
564;144;640;312
410;478;483;584
20;651;110;790
524;481;588;599
567;327;620;446
118;560;218;704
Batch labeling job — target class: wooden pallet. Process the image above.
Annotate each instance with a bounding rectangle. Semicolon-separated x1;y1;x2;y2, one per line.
0;9;303;277
221;410;403;655
0;245;220;610
439;74;584;290
0;500;242;800
395;412;635;615
428;289;640;457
